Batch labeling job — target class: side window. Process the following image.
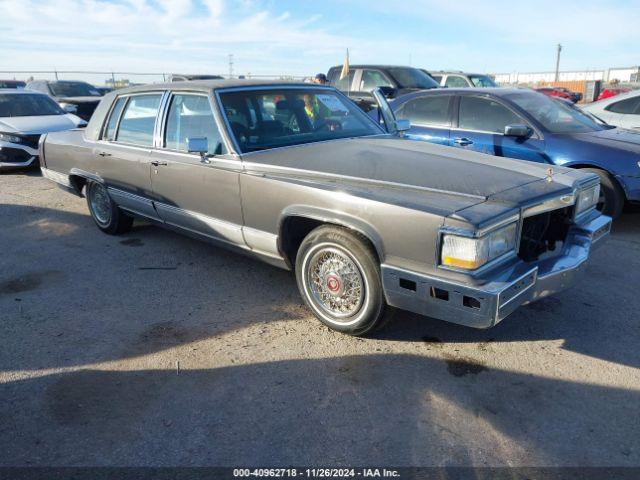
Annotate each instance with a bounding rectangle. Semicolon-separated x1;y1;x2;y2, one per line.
400;96;451;126
606;96;640;114
164;94;227;155
361;70;393;92
331;70;356;91
431;75;443;84
103;97;127;141
445;75;470;88
459;96;522;133
116;94;162;146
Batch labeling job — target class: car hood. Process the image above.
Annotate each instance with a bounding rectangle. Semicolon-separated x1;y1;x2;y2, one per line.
0;114;82;134
564;128;640;154
243;136;582;219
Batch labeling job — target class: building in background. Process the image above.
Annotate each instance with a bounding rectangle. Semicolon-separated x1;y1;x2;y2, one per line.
494;66;640;85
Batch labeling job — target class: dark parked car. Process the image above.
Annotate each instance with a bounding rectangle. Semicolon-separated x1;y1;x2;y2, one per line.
0;80;26;89
327;65;439;111
38;81;609;335
385;88;640;217
169;74;224;82
25;80;103;121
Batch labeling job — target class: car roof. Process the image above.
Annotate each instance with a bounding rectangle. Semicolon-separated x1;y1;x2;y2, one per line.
396;87;524;97
110;79;332;95
431;71;488;76
328;65;415;70
0;88;48;95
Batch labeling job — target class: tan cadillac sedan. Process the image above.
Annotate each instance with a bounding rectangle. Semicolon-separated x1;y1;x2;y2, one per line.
38;80;611;335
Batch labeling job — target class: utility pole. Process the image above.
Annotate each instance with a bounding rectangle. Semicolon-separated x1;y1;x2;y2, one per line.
554;44;562;82
228;54;234;79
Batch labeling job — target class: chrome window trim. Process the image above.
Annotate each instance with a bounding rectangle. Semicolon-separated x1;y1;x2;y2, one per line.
99;91;166;149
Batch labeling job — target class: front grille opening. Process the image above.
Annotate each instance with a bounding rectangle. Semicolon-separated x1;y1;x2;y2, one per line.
519;206;573;262
399;278;416;291
463;295;481;309
430;287;449;301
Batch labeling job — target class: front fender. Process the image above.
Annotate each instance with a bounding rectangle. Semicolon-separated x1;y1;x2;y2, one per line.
278;205;386;262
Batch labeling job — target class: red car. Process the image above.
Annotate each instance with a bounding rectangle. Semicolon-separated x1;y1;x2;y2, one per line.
597;87;631;101
535;87;582;103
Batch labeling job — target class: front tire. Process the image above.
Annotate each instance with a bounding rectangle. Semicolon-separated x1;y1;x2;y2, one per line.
582;168;624;218
295;225;386;336
86;181;133;234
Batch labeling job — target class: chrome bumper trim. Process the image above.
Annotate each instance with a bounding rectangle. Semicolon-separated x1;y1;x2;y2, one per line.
382;214;612;329
0;155;37;168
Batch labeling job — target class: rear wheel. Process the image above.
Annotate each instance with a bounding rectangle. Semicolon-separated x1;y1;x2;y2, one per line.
295;225;386;336
86;181;133;234
581;168;625;218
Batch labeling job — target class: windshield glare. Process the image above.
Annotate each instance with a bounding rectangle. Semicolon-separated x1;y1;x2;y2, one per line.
219;88;383;153
50;81;102;97
470;75;497;87
506;91;605;134
387;68;439;89
0;93;65;117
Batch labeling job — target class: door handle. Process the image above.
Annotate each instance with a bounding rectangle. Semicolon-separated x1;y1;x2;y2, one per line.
150;160;168;166
453;137;473;146
97;151;112;157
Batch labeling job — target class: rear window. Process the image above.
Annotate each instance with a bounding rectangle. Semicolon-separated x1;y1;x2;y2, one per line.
116;94;162;146
397;95;452;126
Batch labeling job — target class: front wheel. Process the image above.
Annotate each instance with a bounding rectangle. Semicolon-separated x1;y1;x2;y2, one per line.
86;181;133;234
295;225;386;336
581;168;625;218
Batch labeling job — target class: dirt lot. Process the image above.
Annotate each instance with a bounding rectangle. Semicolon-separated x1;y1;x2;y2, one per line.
1;170;639;467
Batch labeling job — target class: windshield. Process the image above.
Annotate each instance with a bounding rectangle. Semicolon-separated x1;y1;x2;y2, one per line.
219;88;383;153
387;68;439;89
505;91;606;133
49;81;102;97
470;75;497;87
0;93;65;117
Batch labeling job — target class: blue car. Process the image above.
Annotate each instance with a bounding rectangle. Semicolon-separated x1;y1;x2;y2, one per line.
384;88;640;217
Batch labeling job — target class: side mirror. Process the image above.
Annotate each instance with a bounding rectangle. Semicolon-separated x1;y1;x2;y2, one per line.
187;137;208;154
504;124;530;138
395;119;411;133
378;86;397;98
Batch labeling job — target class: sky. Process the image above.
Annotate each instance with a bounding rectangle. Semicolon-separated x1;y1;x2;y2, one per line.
1;0;638;79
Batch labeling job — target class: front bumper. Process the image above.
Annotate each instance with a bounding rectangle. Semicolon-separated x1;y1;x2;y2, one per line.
382;214;612;329
0;142;38;170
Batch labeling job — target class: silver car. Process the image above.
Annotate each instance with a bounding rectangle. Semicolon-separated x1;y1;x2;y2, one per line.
0;89;85;171
39;80;611;335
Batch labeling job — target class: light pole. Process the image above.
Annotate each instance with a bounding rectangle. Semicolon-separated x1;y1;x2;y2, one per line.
554;44;562;82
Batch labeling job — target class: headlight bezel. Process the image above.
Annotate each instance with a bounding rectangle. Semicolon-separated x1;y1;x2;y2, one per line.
574;183;600;219
439;217;520;273
0;131;24;144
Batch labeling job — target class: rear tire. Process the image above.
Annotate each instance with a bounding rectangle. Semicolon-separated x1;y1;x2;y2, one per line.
86;181;133;235
295;225;386;336
582;168;624;218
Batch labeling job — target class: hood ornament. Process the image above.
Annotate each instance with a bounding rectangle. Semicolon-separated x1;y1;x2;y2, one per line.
546;167;554;183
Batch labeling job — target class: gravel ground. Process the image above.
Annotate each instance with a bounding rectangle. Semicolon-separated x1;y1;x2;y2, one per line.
0;170;639;467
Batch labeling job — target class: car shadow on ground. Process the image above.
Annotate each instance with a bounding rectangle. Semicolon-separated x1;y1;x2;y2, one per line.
1;354;638;465
1;203;639;371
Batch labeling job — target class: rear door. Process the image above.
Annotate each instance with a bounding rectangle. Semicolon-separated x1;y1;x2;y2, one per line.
94;92;163;220
148;91;244;244
394;94;453;145
451;94;549;163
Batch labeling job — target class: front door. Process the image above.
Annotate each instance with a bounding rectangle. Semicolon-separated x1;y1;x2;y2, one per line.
149;92;244;245
452;94;548;163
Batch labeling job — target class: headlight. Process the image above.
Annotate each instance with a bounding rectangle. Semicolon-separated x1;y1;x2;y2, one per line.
0;132;23;144
575;184;600;215
441;222;518;270
59;102;78;113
